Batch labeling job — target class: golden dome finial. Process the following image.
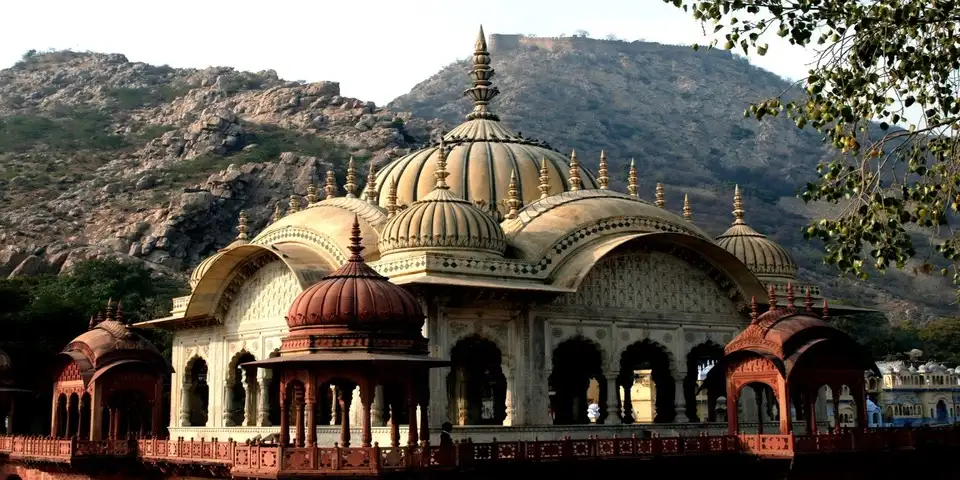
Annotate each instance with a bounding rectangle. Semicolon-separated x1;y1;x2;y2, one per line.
105;297;114;322
288;194;301;214
539;158;551;199
434;140;451;190
236;210;249;240
344;157;358;198
598;150;609;190
505;169;520;220
271;202;283;223
465;25;501;122
683;194;692;221
567;150;581;191
733;184;745;225
627;158;639;199
387;177;398;218
655;182;665;208
365;161;378;205
306;184;318;205
324;171;337;200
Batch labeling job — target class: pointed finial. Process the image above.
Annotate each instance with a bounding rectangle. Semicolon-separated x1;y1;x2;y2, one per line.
683;194;692;221
344;157;358;198
105;298;114;321
822;299;829;320
750;296;758;325
434;142;450;190
539;158;551;199
115;300;124;325
347;215;364;262
786;281;795;308
94;310;103;326
768;284;777;310
627;159;639;199
365;161;378;205
387;177;398;218
733;184;745;225
464;25;501;121
567;150;581;191
598;150;609;190
804;286;814;312
655;183;665;208
306;184;319;205
271;202;283;223
236;210;249;240
505;170;520;220
324;171;337;199
288;195;301;214
88;315;95;330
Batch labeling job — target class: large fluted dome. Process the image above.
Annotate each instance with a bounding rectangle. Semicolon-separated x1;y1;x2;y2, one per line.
716;187;797;283
375;27;598;214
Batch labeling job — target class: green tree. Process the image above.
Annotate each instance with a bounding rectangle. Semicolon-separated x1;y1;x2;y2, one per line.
919;317;960;364
664;0;960;293
828;312;923;359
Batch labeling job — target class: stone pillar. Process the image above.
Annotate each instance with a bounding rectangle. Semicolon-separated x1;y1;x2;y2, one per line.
279;394;290;446
339;386;352;448
419;378;430;445
242;369;256;427
65;398;75;438
622;382;634;423
389;404;400;447
806;389;818;435
754;386;764;434
372;385;385;426
360;383;374;448
222;381;235;427
179;383;192;426
674;378;689;423
295;392;305;448
257;373;271;427
407;382;419;447
831;384;842;430
330;385;337;426
604;371;621;424
305;388;317;448
502;364;514;426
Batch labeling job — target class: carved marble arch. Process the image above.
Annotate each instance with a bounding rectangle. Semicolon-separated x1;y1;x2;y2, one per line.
550;334;609;372
548;231;765;314
617;338;676;378
226;350;257;383
446;324;509;362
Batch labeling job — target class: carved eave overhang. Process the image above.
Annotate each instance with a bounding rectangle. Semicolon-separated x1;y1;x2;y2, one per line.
134;314;220;331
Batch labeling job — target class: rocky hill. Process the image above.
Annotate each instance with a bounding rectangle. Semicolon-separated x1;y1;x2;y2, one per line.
0;50;436;276
389;35;954;321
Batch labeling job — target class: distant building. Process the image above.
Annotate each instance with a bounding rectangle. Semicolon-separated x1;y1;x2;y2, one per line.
867;361;960;427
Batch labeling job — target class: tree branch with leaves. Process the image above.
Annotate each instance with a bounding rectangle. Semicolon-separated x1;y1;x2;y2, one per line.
666;0;960;296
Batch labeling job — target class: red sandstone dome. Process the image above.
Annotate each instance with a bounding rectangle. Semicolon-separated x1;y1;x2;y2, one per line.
282;216;426;354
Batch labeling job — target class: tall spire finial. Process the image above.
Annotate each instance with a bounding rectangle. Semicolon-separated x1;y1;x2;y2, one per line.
598;150;609;189
627;159;639;199
365;162;378;205
733;184;745;225
306;184;319;205
539;158;551;199
88;315;95;330
683;194;692;221
105;298;114;321
325;171;337;200
768;284;777;310
505;170;520;220
750;296;759;325
655;183;665;208
115;300;124;325
804;286;814;312
236;210;249;240
347;215;364;262
822;299;829;320
344;157;358;198
434;141;451;190
271;202;282;223
464;25;501;121
568;150;581;191
288;195;301;214
387;177;398;218
786;281;795;308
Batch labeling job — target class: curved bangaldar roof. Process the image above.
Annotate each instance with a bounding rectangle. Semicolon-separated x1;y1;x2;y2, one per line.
716;186;797;284
374;26;599;215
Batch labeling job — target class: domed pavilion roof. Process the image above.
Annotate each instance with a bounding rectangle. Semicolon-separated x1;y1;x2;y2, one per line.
374;26;599;215
716;186;797;284
378;144;507;259
63;302;166;371
189;210;252;291
282;216;426;355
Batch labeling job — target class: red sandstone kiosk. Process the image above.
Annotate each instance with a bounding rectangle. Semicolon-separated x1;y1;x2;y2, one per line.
247;216;447;451
0;350;29;434
51;302;171;440
706;284;878;440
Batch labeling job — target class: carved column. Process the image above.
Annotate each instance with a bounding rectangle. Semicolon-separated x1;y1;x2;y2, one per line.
257;372;271;427
179;383;193;426
305;385;317;448
754;386;764;434
502;363;514;426
604;370;621;424
389;404;400;447
330;385;337;425
419;375;430;445
279;386;290;446
727;390;739;435
242;369;256;426
66;397;75;438
295;388;305;448
407;380;419;447
674;378;689;423
222;381;235;427
806;388;818;435
360;382;374;448
372;385;385;426
339;385;352;448
831;384;842;430
622;381;634;423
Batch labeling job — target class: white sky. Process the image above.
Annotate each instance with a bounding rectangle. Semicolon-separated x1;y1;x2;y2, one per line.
0;0;817;105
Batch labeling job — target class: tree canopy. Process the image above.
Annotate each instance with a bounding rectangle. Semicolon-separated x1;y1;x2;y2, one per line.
665;0;960;294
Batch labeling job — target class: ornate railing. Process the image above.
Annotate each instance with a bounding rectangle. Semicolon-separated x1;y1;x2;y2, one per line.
1;427;959;475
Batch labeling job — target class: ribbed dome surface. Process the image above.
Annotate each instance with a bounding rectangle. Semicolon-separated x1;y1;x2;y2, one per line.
189;251;225;291
66;318;164;368
375;27;597;215
285;218;423;331
378;188;507;257
716;187;797;282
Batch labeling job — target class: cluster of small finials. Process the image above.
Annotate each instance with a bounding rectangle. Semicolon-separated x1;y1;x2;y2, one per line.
748;281;829;326
88;298;129;330
254;147;694;230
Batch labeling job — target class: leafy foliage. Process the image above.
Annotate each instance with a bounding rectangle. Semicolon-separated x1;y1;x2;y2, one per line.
666;0;960;295
107;85;193;110
0;108;126;152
